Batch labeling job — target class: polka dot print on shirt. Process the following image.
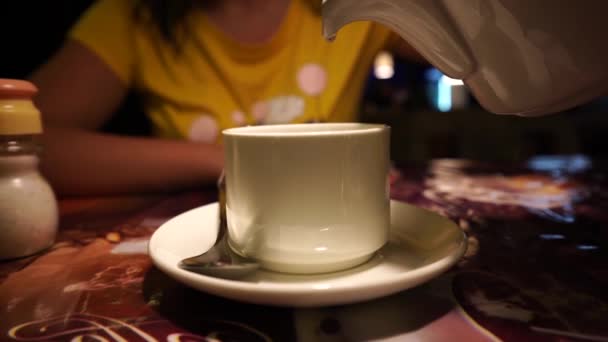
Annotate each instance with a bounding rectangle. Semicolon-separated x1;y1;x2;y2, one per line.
264;96;305;124
251;101;270;124
188;115;219;143
231;110;246;126
297;63;327;96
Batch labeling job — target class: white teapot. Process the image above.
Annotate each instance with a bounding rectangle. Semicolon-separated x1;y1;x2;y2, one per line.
322;0;608;115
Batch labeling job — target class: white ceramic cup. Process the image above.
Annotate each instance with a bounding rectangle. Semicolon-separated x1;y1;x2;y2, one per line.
223;123;390;274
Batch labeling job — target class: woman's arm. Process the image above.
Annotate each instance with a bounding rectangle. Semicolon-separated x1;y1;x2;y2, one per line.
30;40;223;197
40;127;223;196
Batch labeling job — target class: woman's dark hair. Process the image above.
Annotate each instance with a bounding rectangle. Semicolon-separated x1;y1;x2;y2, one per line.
133;0;213;48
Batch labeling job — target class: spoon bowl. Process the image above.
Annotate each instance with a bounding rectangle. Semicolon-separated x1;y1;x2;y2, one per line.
178;236;259;279
178;172;260;279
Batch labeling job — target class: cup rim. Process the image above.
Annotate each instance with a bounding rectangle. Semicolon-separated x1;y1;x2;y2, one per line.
222;123;388;137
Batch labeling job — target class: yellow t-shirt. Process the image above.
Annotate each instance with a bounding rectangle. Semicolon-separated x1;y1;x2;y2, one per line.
70;0;395;142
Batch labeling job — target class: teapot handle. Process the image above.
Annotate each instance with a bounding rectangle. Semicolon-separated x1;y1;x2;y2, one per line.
322;0;475;78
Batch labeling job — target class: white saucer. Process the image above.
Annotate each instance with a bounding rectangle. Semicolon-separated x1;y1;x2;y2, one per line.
149;200;467;307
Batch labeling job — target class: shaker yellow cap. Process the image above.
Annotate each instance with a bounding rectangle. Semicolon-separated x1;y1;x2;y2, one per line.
0;79;43;135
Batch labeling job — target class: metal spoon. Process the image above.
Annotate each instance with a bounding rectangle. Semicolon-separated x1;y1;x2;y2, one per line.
178;172;259;279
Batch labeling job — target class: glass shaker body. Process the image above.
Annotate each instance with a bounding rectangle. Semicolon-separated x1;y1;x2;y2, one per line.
0;79;58;260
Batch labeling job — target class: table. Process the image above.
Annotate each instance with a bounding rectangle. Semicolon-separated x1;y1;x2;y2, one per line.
1;156;606;341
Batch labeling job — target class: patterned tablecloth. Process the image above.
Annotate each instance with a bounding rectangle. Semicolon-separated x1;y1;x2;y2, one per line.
1;156;606;341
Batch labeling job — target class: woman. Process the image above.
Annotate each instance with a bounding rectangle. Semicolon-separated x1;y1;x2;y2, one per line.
30;0;420;196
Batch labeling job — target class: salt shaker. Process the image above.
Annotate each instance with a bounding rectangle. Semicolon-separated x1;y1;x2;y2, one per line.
0;79;58;260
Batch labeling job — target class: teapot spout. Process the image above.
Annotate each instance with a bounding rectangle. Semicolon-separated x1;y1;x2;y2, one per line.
321;0;475;78
321;0;341;42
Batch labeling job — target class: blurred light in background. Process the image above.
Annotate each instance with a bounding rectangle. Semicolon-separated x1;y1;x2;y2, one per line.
374;51;394;80
539;233;565;240
425;68;468;112
577;244;599;251
440;75;465;86
527;154;591;174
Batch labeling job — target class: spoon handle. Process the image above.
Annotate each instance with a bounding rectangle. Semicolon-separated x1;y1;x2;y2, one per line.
177;170;259;278
217;170;227;243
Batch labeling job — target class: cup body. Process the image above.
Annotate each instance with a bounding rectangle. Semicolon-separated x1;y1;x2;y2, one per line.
223;123;390;274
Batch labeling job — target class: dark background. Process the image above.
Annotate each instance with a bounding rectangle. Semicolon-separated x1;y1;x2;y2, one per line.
1;0;150;136
3;1;608;165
